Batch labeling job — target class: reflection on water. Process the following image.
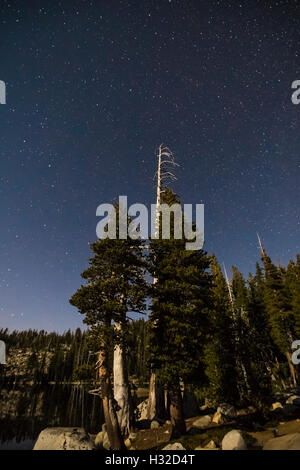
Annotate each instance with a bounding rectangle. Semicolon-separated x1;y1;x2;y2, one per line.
0;383;103;450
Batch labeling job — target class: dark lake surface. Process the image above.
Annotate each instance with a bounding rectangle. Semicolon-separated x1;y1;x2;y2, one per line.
0;383;103;450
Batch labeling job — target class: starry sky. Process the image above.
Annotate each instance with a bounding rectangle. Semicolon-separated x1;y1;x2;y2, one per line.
0;0;300;332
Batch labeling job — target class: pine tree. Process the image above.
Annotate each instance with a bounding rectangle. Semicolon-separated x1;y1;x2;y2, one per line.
231;266;273;409
285;255;300;379
148;144;178;422
230;266;254;402
148;188;211;437
204;255;239;405
260;250;298;386
248;264;279;389
70;204;147;448
286;255;300;337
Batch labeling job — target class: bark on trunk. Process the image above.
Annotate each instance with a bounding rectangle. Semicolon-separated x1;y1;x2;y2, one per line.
113;325;133;438
148;372;165;420
98;348;125;450
169;386;186;438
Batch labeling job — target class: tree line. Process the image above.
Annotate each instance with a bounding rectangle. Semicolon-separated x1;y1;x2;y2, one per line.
0;322;149;384
69;187;299;449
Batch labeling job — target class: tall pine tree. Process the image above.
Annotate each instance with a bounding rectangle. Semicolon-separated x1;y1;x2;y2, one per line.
260;247;298;386
148;188;211;437
204;255;239;405
70;204;147;448
231;266;273;409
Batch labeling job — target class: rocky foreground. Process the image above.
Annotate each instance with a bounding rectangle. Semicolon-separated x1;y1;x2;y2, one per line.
33;388;300;451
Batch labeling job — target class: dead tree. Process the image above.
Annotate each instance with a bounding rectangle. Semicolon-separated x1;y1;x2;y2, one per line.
113;320;134;438
148;144;178;421
223;264;251;400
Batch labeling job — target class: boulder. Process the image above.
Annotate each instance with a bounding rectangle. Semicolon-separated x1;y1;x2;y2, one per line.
125;438;132;449
33;427;95;450
183;391;199;418
200;404;209;412
212;411;228;425
94;431;103;448
217;403;237;418
205;439;217;449
193;415;212;428
263;433;300;450
101;423;111;450
162;442;186;450
286;395;300;407
271;402;283;411
212;403;237;425
129;432;137;442
271;402;297;417
221;430;247;450
150;420;160;429
137;399;149;421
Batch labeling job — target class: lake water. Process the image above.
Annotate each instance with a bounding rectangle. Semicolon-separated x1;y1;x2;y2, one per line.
0;383;103;450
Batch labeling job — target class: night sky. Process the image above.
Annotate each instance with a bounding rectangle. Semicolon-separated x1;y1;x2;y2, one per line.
1;0;300;332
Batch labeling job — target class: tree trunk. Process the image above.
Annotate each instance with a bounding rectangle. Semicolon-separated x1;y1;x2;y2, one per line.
148;371;165;420
98;348;125;450
169;386;186;438
286;351;298;387
113;324;133;438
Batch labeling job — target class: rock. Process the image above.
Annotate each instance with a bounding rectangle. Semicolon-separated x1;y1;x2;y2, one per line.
200;404;209;411
150;420;160;429
286;395;300;407
212;410;228;425
212;403;237;425
263;433;300;450
125;438;132;449
221;430;247;450
162;442;186;450
33;427;96;450
271;402;297;417
194;446;220;450
183;391;199;418
101;424;111;450
95;431;103;448
194;441;219;451
102;431;110;450
205;439;217;449
193;415;212;428
217;403;237;418
271;402;283;411
137;399;149;421
129;432;137;442
247;405;257;414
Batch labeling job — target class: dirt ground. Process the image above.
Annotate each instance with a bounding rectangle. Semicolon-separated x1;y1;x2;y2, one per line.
130;415;300;450
248;419;300;449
